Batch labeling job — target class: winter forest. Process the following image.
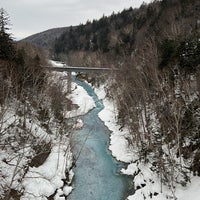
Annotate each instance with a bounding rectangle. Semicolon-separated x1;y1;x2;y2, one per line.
0;0;200;199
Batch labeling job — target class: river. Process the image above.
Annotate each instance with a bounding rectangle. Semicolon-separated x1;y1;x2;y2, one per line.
68;77;132;200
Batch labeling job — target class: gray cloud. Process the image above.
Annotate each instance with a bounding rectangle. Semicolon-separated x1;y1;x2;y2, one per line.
0;0;151;40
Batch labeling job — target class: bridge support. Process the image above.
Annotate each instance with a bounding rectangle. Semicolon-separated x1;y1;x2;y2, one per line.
67;71;72;93
45;65;117;93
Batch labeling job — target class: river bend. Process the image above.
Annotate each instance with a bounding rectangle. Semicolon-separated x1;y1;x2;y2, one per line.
69;78;131;200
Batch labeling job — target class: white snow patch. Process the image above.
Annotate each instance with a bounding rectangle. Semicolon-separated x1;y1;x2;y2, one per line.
49;60;65;68
94;84;107;100
98;98;138;163
66;83;95;118
21;138;72;199
176;176;200;200
63;185;73;196
121;163;138;175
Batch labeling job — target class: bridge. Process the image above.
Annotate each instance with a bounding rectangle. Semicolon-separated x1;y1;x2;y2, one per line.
45;66;114;73
44;65;116;93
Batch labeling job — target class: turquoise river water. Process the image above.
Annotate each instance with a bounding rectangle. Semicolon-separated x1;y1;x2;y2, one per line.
68;78;132;200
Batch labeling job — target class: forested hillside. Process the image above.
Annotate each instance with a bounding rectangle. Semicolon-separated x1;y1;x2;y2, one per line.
52;0;199;67
51;0;200;197
22;27;68;50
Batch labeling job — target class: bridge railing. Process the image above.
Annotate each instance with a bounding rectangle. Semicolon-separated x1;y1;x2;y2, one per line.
43;66;119;73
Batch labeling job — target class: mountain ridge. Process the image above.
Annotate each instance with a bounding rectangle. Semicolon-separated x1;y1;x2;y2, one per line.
21;26;69;50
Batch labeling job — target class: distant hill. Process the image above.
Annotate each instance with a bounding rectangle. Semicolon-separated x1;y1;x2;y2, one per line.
21;27;69;50
22;0;200;59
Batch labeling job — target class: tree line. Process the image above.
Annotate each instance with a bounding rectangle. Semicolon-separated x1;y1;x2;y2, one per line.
0;8;48;104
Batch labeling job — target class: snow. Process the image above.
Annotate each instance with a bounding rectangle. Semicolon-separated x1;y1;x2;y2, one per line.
66;83;95;118
97;93;138;163
94;84;107;100
0;107;35;195
121;163;138;175
63;185;73;196
0;61;75;199
50;60;95;118
96;83;200;200
21;138;73;200
19;61;95;199
49;60;66;67
0;104;73;199
72;119;84;129
2;59;200;199
176;176;200;200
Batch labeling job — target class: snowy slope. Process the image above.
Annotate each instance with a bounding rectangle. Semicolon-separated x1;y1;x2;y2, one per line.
0;60;95;199
95;84;200;200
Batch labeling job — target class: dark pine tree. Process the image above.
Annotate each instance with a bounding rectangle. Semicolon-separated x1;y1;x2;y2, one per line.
0;8;15;60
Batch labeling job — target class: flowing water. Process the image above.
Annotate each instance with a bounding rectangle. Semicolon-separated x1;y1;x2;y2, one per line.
68;78;131;200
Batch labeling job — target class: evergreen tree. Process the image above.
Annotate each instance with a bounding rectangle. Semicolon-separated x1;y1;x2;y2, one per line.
0;8;15;60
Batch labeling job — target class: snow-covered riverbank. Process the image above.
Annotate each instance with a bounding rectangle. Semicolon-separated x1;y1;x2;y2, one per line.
0;99;75;200
43;63;200;200
95;85;200;200
2;58;199;199
21;63;97;200
0;61;96;200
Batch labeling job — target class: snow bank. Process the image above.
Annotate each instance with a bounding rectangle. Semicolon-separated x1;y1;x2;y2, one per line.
97;92;171;200
20;61;95;199
176;176;200;200
66;82;95;118
96;84;200;200
49;60;66;68
97;93;138;163
94;84;107;100
0;61;76;199
21;137;73;200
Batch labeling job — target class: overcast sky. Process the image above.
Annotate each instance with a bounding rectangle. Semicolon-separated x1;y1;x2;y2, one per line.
1;0;152;40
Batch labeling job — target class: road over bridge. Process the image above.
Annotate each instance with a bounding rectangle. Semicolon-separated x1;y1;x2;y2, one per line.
44;65;117;92
45;66;114;72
